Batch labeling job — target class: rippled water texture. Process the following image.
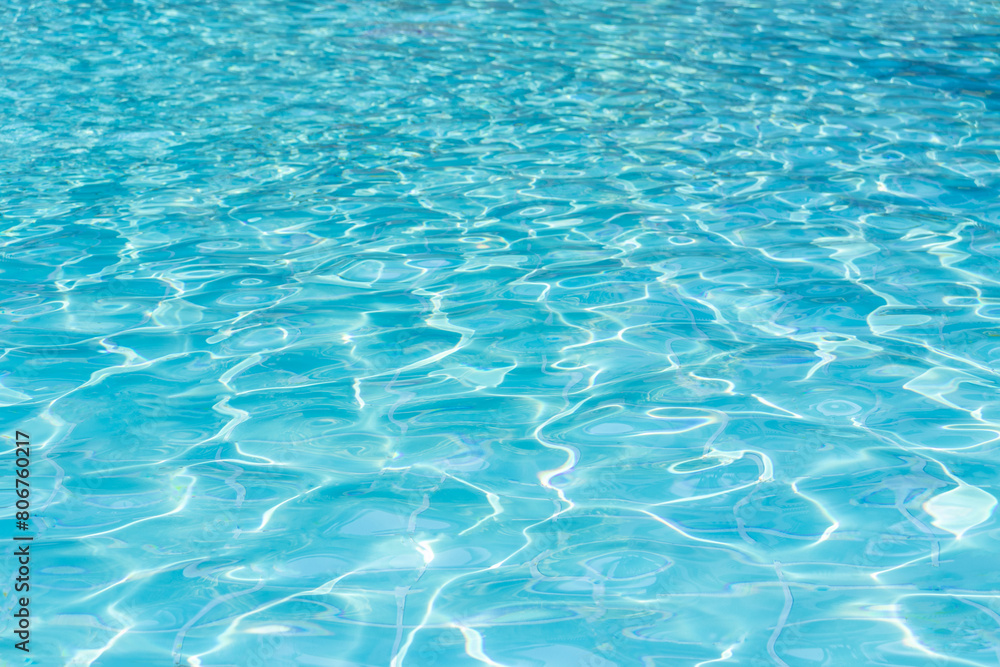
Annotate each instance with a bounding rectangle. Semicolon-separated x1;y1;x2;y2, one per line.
3;0;1000;665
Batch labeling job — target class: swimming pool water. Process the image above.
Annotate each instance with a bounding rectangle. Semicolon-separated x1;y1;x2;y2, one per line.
2;0;1000;665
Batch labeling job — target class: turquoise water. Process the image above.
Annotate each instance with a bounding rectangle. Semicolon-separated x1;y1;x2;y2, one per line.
2;0;1000;664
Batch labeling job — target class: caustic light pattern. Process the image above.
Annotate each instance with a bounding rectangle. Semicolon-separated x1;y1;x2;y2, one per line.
2;0;1000;665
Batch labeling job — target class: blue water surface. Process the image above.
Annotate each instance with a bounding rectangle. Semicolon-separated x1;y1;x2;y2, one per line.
2;0;1000;665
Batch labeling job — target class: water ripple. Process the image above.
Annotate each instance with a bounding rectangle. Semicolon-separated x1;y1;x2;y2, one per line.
3;0;1000;665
